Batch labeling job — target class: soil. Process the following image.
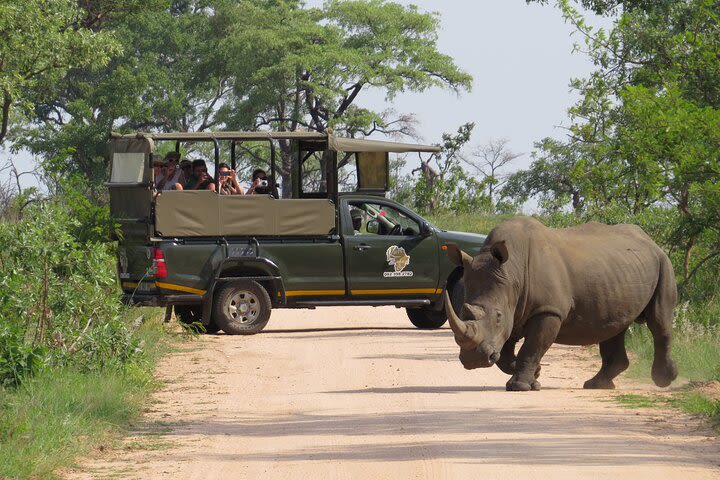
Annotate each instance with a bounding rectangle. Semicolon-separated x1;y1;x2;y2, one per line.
66;306;720;479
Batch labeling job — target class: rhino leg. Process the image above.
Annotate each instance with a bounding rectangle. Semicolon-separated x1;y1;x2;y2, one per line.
646;256;679;387
584;329;629;389
496;338;518;375
506;314;561;392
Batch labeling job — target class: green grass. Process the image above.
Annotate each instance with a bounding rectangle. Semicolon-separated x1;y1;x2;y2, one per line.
0;308;167;479
426;212;513;235
621;304;719;433
615;392;720;433
625;319;720;384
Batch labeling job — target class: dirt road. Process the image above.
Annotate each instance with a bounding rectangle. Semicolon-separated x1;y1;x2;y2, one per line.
70;307;719;479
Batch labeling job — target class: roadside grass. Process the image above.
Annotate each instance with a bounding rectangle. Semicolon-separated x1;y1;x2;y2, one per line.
0;308;167;479
621;302;720;433
615;392;720;433
426;212;513;235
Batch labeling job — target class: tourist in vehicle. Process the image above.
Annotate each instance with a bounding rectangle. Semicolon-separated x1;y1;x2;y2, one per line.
157;153;185;191
152;157;166;182
179;159;192;182
350;208;363;235
246;168;277;197
217;163;244;195
189;160;215;191
185;159;204;189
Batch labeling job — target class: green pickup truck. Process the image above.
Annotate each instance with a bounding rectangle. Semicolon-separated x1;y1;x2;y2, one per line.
110;131;486;334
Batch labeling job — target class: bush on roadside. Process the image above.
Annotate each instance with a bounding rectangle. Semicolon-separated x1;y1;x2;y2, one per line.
0;198;142;387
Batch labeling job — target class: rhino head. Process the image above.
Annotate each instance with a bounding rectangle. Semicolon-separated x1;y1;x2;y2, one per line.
445;242;515;370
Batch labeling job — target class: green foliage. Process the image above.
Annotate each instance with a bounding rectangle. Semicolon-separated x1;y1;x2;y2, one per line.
0;314;165;479
13;0;471;196
426;212;512;235
510;0;720;288
0;197;142;385
0;326;45;389
615;392;720;432
0;0;120;145
401;123;492;215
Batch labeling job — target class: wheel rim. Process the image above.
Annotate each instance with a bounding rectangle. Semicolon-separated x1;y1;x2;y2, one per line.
226;289;260;324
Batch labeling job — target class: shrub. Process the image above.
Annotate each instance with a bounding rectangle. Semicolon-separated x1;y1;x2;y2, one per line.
0;199;141;386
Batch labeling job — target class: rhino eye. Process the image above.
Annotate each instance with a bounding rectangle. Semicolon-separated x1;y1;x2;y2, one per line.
496;312;502;324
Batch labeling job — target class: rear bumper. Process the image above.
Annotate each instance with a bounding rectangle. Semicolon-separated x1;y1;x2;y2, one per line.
121;293;203;307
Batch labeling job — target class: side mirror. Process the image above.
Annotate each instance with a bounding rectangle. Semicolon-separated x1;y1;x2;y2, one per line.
366;219;380;234
420;221;433;237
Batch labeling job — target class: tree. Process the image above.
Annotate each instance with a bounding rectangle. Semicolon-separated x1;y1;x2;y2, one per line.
515;0;720;286
15;0;471;198
0;0;120;146
409;123;489;214
217;0;472;196
464;138;521;211
17;0;228;185
525;0;658;15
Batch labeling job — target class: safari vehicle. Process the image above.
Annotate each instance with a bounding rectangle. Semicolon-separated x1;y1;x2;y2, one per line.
109;131;486;334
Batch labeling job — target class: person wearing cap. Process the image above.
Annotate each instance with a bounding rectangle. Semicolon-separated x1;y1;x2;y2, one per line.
157;152;184;191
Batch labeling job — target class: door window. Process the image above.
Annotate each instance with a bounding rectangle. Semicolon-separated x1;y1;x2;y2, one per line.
348;202;421;236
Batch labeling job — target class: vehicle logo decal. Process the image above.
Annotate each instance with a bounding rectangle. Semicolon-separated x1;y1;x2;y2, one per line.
385;246;413;277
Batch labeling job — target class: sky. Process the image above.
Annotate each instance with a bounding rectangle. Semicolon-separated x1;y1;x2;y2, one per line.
2;0;609;190
306;0;608;171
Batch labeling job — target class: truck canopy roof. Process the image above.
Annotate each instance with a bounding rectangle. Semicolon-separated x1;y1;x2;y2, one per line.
111;131;441;153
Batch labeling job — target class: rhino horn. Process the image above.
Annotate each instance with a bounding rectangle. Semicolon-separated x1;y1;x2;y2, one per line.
445;290;468;336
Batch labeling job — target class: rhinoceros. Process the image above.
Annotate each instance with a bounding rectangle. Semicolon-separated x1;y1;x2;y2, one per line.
444;217;678;391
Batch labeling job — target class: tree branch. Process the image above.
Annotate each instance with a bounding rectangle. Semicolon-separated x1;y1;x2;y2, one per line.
0;90;11;145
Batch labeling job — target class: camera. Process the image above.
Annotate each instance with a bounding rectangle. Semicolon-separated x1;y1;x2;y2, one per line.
259;179;269;187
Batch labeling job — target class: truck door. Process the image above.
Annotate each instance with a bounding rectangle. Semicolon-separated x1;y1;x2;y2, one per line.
342;199;440;298
108;136;155;294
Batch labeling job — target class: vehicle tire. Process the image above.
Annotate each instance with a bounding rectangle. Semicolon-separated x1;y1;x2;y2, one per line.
174;305;220;334
406;307;447;329
449;277;465;315
212;280;271;335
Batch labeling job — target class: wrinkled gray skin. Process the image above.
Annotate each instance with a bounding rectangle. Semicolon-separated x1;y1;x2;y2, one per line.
445;217;678;392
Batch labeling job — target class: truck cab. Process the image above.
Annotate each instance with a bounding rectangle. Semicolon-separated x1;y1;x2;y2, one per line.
109;131;486;334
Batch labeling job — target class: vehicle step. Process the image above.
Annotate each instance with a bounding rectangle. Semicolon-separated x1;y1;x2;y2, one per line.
293;299;431;307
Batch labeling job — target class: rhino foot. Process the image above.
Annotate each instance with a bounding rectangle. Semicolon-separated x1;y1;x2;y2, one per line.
583;377;616;389
651;359;678;388
506;378;537;391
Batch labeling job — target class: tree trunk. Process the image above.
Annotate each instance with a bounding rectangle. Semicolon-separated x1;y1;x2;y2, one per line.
683;237;695;281
278;139;293;198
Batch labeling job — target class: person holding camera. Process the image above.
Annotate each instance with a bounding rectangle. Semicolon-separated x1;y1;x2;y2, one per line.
188;160;215;191
217;163;244;195
246;168;278;197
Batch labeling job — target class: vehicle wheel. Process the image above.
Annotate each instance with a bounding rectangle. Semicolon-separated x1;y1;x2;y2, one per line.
213;280;271;335
406;307;447;329
449;277;465;314
174;305;220;334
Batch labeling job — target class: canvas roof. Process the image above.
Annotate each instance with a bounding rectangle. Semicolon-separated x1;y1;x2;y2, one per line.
112;131;440;153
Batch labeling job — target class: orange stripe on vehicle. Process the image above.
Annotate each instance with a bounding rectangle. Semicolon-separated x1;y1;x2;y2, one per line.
155;282;206;295
121;282;138;289
283;290;346;297
351;288;441;295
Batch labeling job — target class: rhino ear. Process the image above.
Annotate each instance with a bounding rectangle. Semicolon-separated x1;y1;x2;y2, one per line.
491;241;509;264
446;243;473;266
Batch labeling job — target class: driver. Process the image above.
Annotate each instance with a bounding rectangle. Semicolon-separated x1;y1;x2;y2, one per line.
350;208;363;235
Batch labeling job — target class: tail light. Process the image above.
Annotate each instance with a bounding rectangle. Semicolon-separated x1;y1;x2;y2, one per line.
152;247;168;278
